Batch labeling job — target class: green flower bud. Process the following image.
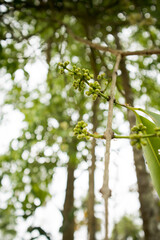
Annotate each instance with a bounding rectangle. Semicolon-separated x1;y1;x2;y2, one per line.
131;126;138;132
92;94;97;101
89;82;94;87
64;61;70;67
155;127;160;137
136;142;142;150
58;62;64;67
140;139;147;146
77;73;82;77
95;89;100;94
139;123;146;131
85;91;91;96
97;73;105;80
156;132;160;137
131;139;137;146
77;134;83;139
59;68;64;74
138;132;143;136
94;81;100;88
86;136;90;140
155;127;160;131
90;74;94;79
101;73;105;77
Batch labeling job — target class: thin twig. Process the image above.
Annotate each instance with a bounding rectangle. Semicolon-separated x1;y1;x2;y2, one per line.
114;133;157;139
100;54;121;240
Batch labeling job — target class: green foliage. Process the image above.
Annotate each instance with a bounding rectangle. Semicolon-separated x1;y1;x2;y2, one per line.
110;215;142;240
0;61;89;237
135;112;160;197
144;110;160;127
0;205;16;239
27;226;51;240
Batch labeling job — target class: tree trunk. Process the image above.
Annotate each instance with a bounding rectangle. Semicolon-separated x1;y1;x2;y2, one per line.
46;42;75;240
61;162;75;240
88;120;96;240
87;47;99;240
115;33;160;240
85;26;100;240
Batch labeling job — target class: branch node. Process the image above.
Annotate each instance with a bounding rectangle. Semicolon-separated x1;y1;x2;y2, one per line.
108;96;111;101
99;187;112;198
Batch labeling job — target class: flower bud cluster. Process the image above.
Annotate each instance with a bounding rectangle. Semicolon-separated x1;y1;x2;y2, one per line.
71;67;94;91
58;62;105;99
85;81;101;101
74;121;90;140
130;123;147;149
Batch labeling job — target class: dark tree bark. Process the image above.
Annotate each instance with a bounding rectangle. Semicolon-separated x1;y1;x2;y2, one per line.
61;162;75;240
88;114;97;240
115;33;160;240
46;41;75;240
85;26;100;240
88;50;99;240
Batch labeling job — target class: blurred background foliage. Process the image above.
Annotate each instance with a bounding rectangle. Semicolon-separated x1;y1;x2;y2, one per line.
0;0;160;239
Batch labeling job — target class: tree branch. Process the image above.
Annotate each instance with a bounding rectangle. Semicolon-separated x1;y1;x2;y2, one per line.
122;49;160;56
65;25;160;57
100;54;121;240
65;24;121;55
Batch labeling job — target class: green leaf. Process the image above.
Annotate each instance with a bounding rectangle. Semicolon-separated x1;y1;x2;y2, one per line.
136;114;160;197
143;110;160;127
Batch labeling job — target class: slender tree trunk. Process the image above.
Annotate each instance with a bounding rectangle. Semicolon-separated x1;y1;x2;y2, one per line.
88;107;97;240
46;41;76;239
85;25;100;240
61;162;75;240
88;47;99;240
115;33;160;240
